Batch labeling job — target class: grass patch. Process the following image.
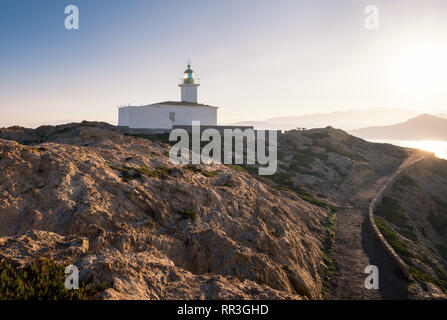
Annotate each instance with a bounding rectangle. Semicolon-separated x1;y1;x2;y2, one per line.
375;196;409;228
285;148;329;170
409;266;433;283
136;166;172;179
409;265;447;293
321;212;336;300
374;216;413;259
225;164;258;176
0;258;107;300
434;267;447;293
397;227;418;242
325;144;366;162
185;165;220;177
396;175;418;188
274;186;338;213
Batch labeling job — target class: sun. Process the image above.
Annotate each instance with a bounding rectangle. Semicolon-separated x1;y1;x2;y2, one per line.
389;42;447;97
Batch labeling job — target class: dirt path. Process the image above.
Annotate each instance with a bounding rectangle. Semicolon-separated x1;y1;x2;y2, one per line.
330;156;423;300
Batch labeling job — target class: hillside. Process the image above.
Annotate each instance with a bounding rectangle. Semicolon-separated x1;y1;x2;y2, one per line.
372;157;447;298
0;122;445;300
271;127;412;205
0;122;330;299
350;114;447;140
231;108;422;131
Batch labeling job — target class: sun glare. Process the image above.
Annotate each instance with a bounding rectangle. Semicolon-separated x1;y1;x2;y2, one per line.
389;42;447;97
410;140;447;160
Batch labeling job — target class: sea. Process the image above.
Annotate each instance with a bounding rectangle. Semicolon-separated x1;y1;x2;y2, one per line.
367;139;447;160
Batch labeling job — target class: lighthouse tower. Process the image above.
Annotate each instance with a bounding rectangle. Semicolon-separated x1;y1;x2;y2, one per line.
118;62;218;130
179;64;200;103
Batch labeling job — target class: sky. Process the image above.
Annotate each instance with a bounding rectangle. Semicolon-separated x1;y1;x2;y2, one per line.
1;0;447;127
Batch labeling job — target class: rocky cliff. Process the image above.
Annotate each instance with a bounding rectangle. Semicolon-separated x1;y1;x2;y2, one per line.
1;122;445;300
0;122;330;299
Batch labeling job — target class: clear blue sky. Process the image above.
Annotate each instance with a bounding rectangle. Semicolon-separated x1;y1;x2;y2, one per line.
1;0;447;126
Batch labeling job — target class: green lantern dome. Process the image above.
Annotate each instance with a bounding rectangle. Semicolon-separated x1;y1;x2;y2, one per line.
183;64;195;84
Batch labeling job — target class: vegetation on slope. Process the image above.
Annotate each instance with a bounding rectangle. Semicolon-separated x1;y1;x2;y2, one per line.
375;168;447;295
321;211;336;299
0;258;106;300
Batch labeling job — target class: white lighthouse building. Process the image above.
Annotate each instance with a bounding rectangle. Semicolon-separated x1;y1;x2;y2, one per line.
118;64;218;130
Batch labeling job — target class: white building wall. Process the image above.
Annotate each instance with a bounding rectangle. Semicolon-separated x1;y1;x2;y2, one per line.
118;107;130;127
180;85;199;103
118;104;217;129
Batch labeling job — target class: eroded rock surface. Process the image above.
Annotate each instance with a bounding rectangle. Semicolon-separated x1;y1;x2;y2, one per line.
0;123;330;299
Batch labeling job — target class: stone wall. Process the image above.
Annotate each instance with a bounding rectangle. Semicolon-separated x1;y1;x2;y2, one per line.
368;157;424;279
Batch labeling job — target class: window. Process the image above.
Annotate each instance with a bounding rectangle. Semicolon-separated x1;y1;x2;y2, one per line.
169;112;176;122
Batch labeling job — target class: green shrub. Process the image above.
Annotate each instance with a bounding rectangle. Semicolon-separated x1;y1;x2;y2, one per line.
397;227;418;242
409;266;433;283
321;212;336;300
434;267;447;293
397;175;418;188
185;165;219;177
289;149;329;169
225;164;258;175
0;258;106;300
375;197;409;228
374;216;413;258
136;166;172;179
273;185;338;213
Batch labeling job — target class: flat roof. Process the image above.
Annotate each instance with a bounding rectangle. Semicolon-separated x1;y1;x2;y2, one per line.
151;101;218;108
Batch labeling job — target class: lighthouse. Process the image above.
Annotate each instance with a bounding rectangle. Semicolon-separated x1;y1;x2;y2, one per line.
179;64;200;103
118;63;217;130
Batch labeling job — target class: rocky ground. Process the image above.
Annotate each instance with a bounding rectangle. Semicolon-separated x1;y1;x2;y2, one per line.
0;122;330;299
274;128;411;205
0;122;446;300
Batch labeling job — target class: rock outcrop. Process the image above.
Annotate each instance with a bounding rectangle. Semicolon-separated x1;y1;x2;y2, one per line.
0;123;330;299
273;127;411;204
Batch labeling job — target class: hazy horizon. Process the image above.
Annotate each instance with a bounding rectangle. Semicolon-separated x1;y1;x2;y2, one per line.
1;0;447;127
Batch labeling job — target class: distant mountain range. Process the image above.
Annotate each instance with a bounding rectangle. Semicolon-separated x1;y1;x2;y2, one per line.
350;114;447;141
230;108;425;131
